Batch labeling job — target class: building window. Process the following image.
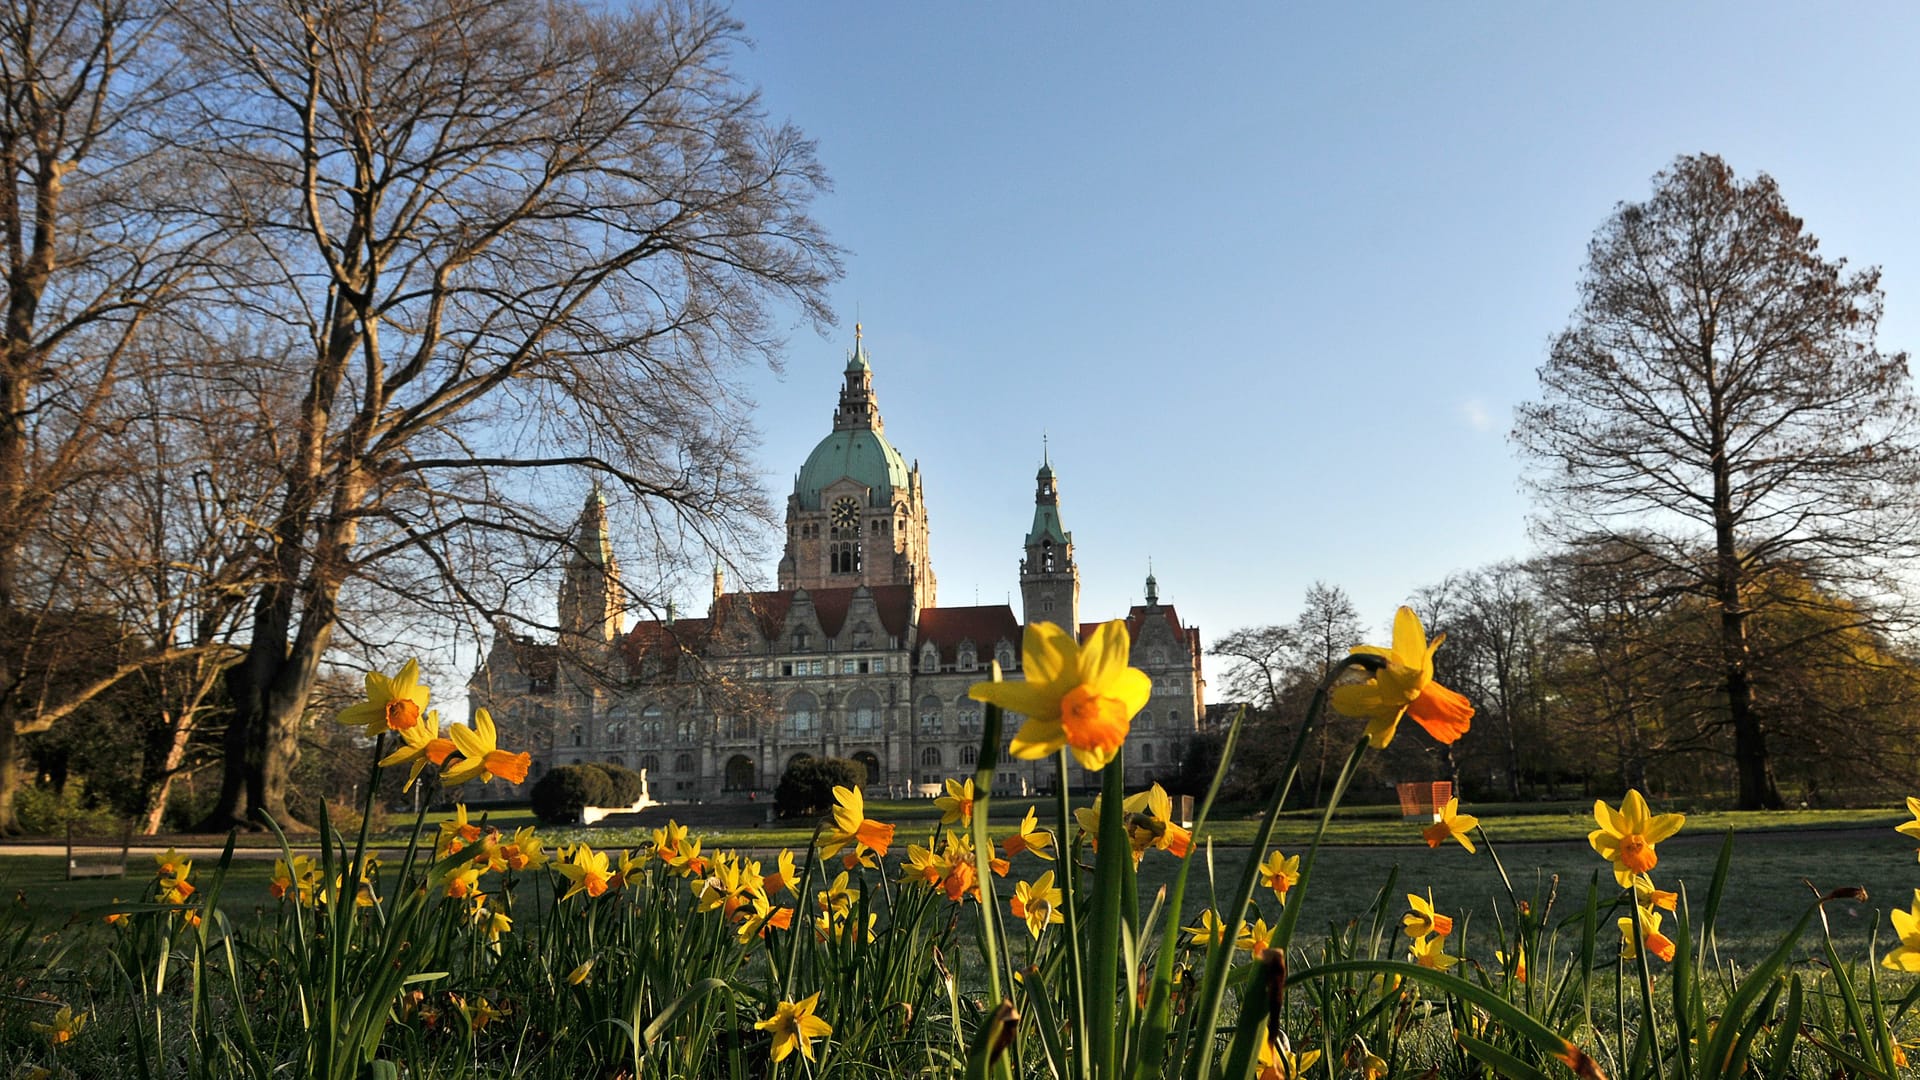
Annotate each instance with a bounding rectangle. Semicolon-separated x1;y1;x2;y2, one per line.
783;692;819;738
793;629;810;652
847;690;881;735
957;643;976;672
920;643;939;672
919;695;943;733
842;659;858;675
1143;743;1155;763
639;753;660;775
995;643;1014;672
674;752;694;773
570;724;584;747
954;695;981;735
641;705;664;741
1042;538;1056;572
1137;711;1154;731
1168;709;1181;728
920;746;942;768
960;745;977;767
677;720;693;743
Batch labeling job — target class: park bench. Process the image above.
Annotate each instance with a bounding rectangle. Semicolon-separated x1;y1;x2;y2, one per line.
65;820;133;880
1395;781;1452;823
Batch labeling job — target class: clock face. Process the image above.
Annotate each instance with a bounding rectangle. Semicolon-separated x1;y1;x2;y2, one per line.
831;497;859;529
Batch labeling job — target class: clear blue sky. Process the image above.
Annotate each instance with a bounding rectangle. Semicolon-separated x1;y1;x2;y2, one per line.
687;3;1920;651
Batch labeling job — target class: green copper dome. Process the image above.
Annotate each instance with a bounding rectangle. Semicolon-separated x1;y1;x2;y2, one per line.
795;428;908;510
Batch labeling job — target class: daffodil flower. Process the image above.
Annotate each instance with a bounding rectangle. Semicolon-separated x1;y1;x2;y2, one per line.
441;708;531;787
1000;806;1055;862
1237;917;1277;954
1618;905;1676;962
761;849;799;896
1184;909;1232;949
1402;891;1453;938
1897;797;1920;861
29;1005;86;1044
1496;944;1527;982
378;710;456;791
934;777;975;825
555;843;613;901
1256;1039;1321;1080
1409;933;1461;970
1421;797;1479;853
1259;850;1301;900
1329;607;1474;749
969;620;1151;771
336;659;430;736
1884;889;1920;970
819;785;895;866
757;992;833;1063
1011;870;1063;938
1589;790;1685;888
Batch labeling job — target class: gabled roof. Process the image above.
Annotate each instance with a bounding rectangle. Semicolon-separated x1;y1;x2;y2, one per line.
918;605;1022;665
617;617;713;678
1084;605;1195;648
680;584;916;645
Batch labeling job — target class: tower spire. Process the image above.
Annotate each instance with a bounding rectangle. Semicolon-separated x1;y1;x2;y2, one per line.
1145;559;1159;607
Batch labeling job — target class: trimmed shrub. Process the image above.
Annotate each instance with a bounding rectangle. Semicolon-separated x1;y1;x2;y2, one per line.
598;762;645;806
530;765;614;825
774;755;867;819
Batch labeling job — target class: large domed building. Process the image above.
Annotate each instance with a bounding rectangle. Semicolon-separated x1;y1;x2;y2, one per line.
470;327;1205;798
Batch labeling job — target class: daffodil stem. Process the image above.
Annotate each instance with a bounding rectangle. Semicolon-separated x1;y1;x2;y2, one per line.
971;701;1006;1013
1628;898;1665;1080
1089;754;1128;1079
1054;747;1090;1080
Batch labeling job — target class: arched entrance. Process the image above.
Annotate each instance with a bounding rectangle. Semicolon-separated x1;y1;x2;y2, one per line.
851;750;882;786
724;754;756;792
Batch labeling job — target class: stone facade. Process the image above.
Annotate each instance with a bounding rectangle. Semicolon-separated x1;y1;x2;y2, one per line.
470;327;1205;798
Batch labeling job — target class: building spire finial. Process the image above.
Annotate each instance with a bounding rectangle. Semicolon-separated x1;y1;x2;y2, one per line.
1145;558;1159;606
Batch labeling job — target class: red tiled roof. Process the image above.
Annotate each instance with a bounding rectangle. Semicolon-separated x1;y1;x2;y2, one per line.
1083;605;1194;647
919;605;1022;664
665;585;916;647
617;617;713;676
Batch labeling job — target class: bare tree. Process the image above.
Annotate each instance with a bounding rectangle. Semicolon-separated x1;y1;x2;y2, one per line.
174;0;839;829
0;0;219;831
1513;154;1920;809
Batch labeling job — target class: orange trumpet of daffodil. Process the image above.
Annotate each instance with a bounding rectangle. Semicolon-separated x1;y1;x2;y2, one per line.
1589;789;1685;888
1403;891;1454;938
934;778;976;825
336;658;430;736
969;620;1151;771
441;708;531;787
820;785;895;866
1329;607;1473;749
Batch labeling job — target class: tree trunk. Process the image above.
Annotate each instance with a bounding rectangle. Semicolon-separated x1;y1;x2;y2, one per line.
1715;460;1782;810
0;718;20;834
139;710;195;835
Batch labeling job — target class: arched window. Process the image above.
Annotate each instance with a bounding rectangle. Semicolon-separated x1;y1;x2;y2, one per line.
846;690;880;735
724;754;755;791
920;642;940;672
995;642;1015;672
1137;711;1155;731
919;695;943;733
607;755;625;769
957;642;976;672
920;746;942;768
639;753;660;774
570;724;584;747
954;694;981;734
1168;709;1182;728
674;752;694;773
604;705;631;745
1150;647;1167;667
731;715;754;738
676;719;694;743
783;691;819;738
1142;743;1155;763
960;745;977;766
1042;538;1055;572
641;704;664;742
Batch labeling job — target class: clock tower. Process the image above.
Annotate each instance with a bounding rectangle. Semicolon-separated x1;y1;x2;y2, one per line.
777;326;936;609
1019;449;1080;635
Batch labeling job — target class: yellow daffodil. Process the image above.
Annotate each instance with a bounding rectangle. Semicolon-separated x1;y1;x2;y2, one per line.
739;893;796;943
270;854;320;904
1329;607;1474;749
1001;806;1055;862
1885;890;1920;970
453;994;503;1033
502;826;546;872
555;843;613;901
935;777;976;825
1496;945;1527;982
651;819;708;877
441;708;531;787
1256;1039;1321;1080
1422;797;1479;853
567;958;595;985
762;849;799;896
1259;850;1301;901
1185;909;1232;949
817;871;856;916
442;865;483;899
1898;797;1920;860
1618;905;1676;962
819;785;895;867
901;840;946;889
1010;871;1064;939
1631;874;1677;912
469;895;511;943
813;907;876;944
969;620;1151;771
757;992;833;1063
1402;891;1454;938
1238;917;1277;954
378;710;457;790
1409;933;1461;970
936;833;982;902
1126;783;1192;858
1589;790;1685;888
153;848;187;878
438;804;482;857
337;658;430;736
29;1005;86;1044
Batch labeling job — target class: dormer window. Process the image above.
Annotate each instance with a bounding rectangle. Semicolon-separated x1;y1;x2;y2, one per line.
793;629;809;652
957;642;976;672
995;642;1015;672
920;642;940;672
